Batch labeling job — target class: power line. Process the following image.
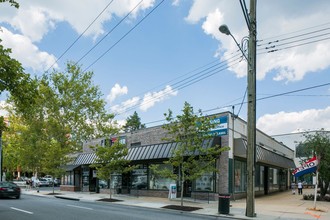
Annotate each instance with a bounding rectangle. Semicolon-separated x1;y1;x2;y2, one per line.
83;0;166;73
257;27;330;47
262;36;330;54
74;0;143;65
116;57;243;115
258;21;330;42
143;82;330;126
271;130;330;137
111;22;330;118
114;51;242;112
45;0;115;72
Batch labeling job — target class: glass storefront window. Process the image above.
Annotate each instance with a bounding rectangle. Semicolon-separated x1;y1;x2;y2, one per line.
131;164;148;189
63;171;73;185
259;165;264;191
269;167;279;190
194;172;214;191
110;174;122;189
234;160;247;192
149;164;175;190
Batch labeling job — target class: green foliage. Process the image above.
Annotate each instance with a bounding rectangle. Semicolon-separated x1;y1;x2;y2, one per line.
0;41;37;115
91;140;132;198
152;101;229;206
3;62;117;180
302;129;330;197
0;0;19;8
123;111;145;132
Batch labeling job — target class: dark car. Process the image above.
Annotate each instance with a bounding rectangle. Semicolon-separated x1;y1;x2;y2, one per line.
0;182;21;199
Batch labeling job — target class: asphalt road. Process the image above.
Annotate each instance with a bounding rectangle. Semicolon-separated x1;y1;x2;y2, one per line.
0;193;226;220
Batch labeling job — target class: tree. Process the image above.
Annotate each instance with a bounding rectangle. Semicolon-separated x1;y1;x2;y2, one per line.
0;0;19;8
151;102;229;207
301;129;330;197
4;62;117;180
122;111;145;132
91;140;132;199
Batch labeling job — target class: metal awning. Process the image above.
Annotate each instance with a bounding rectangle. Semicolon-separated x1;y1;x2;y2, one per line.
72;137;221;165
73;153;99;165
234;138;296;169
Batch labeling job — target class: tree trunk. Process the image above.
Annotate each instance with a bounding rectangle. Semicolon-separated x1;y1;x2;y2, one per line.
320;180;329;197
180;177;184;207
109;176;112;199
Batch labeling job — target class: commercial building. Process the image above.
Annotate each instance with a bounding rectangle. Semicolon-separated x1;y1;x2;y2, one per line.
60;112;295;200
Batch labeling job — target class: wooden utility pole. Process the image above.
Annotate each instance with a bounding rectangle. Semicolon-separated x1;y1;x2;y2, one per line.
246;0;257;217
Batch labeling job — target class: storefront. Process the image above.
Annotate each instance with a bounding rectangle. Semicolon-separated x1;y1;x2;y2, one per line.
61;112;295;200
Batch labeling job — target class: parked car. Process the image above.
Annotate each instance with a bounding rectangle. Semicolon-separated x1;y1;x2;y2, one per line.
43;175;53;184
35;178;50;187
53;178;61;186
99;180;108;189
0;181;21;199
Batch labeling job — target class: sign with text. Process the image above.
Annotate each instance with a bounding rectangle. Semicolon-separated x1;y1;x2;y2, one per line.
209;116;228;136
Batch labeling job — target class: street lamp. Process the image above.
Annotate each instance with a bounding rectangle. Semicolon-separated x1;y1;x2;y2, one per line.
219;0;257;217
218;25;248;61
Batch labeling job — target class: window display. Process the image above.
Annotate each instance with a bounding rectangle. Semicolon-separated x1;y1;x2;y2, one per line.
234;160;247;192
194;173;214;191
149;164;175;190
131;164;148;189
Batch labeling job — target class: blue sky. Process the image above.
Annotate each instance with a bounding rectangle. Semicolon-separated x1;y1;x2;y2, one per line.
0;0;329;146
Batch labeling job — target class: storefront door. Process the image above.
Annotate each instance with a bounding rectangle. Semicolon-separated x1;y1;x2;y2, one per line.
183;180;192;197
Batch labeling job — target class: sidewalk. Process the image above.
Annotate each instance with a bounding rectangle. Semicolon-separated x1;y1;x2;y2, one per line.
22;188;330;219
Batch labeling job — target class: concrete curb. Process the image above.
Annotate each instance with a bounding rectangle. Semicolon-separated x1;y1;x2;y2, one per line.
54;195;80;201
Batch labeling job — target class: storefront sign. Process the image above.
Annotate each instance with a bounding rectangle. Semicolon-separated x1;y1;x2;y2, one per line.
209;116;228;136
168;184;177;199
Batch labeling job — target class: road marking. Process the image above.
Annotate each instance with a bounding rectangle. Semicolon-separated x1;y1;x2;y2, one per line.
10;207;34;214
66;204;93;210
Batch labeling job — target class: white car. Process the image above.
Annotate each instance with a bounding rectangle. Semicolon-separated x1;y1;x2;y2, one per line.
35;178;49;187
43;175;53;184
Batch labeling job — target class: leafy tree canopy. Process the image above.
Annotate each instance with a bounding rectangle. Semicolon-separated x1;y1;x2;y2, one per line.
151;101;229;206
122;111;145;132
300;129;330;197
91;140;133;198
0;0;19;8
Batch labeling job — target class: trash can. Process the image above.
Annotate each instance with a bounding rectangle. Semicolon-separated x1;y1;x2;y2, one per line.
96;186;100;193
218;193;230;214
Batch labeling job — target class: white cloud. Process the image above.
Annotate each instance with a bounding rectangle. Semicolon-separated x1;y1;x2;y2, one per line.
0;0;156;42
0;101;9;117
0;26;57;71
140;85;178;111
110;96;140;114
0;0;155;71
186;0;330;82
110;85;178;114
106;83;128;103
257;106;330;135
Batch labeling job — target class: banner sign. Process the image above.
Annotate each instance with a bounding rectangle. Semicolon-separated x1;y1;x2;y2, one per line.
292;156;318;177
209;116;228;136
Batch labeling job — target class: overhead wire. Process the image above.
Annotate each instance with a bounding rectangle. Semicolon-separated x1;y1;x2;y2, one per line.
116;57;243;115
74;0;144;65
86;17;330;119
258;21;330;42
144;81;330;126
83;0;166;73
45;0;116;72
257;23;330;54
115;53;243;115
114;23;330;116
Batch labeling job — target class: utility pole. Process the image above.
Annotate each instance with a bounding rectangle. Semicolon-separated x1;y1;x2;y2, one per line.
246;0;257;217
0;130;2;181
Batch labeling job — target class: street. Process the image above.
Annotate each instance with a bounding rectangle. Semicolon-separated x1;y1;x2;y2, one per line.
0;193;226;220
